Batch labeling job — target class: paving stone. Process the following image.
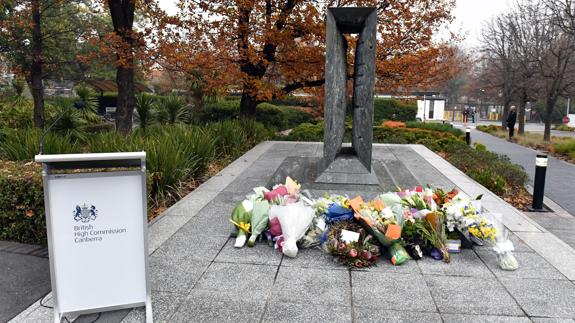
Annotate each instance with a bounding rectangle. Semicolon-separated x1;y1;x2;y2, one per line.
425;276;523;316
352;272;436;312
194;262;276;299
262;301;352;323
120;291;184;323
148;257;210;293
417;249;494;278
150;231;228;263
0;252;51;323
280;247;346;270
169;289;266;323
477;250;566;280
353;257;420;274
500;278;575;318
441;314;531;323
272;266;350;307
223;177;269;194
354;308;441;322
531;319;575;323
177;200;235;237
214;238;282;266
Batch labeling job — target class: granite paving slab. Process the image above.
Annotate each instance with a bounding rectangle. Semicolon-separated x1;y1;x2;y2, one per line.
168;289;266;323
262;301;352;323
193;262;277;299
271;266;350;307
476;250;567;280
425;275;524;316
417;249;494;278
214;238;282;266
120;291;185;323
441;314;531;323
352;272;436;312
353;308;441;322
500;278;575;318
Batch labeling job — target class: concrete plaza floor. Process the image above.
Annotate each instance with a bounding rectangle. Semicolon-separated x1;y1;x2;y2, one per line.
10;142;575;322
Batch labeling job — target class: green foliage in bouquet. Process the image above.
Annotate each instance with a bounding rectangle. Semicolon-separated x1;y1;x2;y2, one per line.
413;212;451;263
326;221;381;268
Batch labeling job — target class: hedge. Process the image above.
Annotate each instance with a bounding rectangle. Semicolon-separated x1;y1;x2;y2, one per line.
373;98;417;122
0;161;46;245
192;100;313;130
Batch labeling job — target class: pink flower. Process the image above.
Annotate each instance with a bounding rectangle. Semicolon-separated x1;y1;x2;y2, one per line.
264;186;289;201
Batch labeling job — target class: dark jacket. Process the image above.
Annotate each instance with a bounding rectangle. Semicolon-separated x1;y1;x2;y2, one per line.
507;111;517;127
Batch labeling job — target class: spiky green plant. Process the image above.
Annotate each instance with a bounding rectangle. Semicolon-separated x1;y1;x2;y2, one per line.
134;93;156;129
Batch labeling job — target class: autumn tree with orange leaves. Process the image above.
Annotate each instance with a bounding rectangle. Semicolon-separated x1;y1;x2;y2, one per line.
162;0;459;116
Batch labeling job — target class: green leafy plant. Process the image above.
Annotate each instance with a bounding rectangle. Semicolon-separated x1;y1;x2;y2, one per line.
134;93;157;129
157;95;189;125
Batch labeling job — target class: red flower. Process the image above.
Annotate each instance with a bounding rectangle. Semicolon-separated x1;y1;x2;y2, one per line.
349;249;358;258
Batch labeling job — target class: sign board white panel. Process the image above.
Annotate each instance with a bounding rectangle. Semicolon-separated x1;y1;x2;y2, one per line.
46;171;147;314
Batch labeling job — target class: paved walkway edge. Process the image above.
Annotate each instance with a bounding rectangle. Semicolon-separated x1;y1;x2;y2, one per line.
409;144;575;280
9;141;275;323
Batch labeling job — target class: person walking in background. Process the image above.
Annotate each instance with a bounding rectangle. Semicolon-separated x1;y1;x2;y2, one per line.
507;106;517;141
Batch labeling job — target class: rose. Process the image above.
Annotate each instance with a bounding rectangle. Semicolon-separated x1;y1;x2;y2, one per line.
349;249;358;258
338;242;347;251
354;260;363;267
361;250;372;260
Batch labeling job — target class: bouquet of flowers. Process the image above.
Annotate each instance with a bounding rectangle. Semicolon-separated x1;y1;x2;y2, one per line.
273;201;315;257
483;213;518;270
326;221;380;268
349;196;402;247
230;200;253;248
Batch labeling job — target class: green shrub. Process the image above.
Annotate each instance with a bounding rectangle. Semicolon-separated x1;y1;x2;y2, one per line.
0;104;33;129
474;142;487;151
284;122;324;141
0;161;46;245
193;100;313;130
554;124;575;132
468;169;506;195
0;129;80;160
445;145;527;189
405;121;464;136
157;95;189;124
134;93;157;129
255;103;286;130
477;124;499;134
373;99;417;122
553;139;575;159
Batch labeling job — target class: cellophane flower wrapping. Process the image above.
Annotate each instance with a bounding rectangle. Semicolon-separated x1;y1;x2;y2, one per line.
230;201;253;248
248;200;270;247
274;201;315;257
483;213;518;270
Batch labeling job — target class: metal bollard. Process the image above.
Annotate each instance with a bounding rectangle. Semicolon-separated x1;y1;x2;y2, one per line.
465;127;471;145
450;122;454;128
532;153;548;210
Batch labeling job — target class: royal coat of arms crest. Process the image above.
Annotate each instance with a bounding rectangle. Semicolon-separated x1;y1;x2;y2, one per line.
73;204;98;222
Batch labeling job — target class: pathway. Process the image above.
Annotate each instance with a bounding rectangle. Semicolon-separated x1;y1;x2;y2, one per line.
11;142;575;322
0;242;50;323
467;127;575;248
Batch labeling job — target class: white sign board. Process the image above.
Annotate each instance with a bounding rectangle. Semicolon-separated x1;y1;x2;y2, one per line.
45;171;148;315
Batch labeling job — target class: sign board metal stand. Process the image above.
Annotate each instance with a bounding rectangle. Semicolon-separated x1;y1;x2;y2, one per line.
35;152;153;323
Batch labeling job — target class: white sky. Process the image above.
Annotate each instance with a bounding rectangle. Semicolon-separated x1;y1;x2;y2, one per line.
158;0;514;48
450;0;515;48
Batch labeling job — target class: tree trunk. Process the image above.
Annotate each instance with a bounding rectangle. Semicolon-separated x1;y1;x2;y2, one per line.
115;66;135;134
239;81;259;116
543;97;557;142
193;93;202;112
518;90;527;135
31;0;44;129
108;0;135;134
501;100;511;130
